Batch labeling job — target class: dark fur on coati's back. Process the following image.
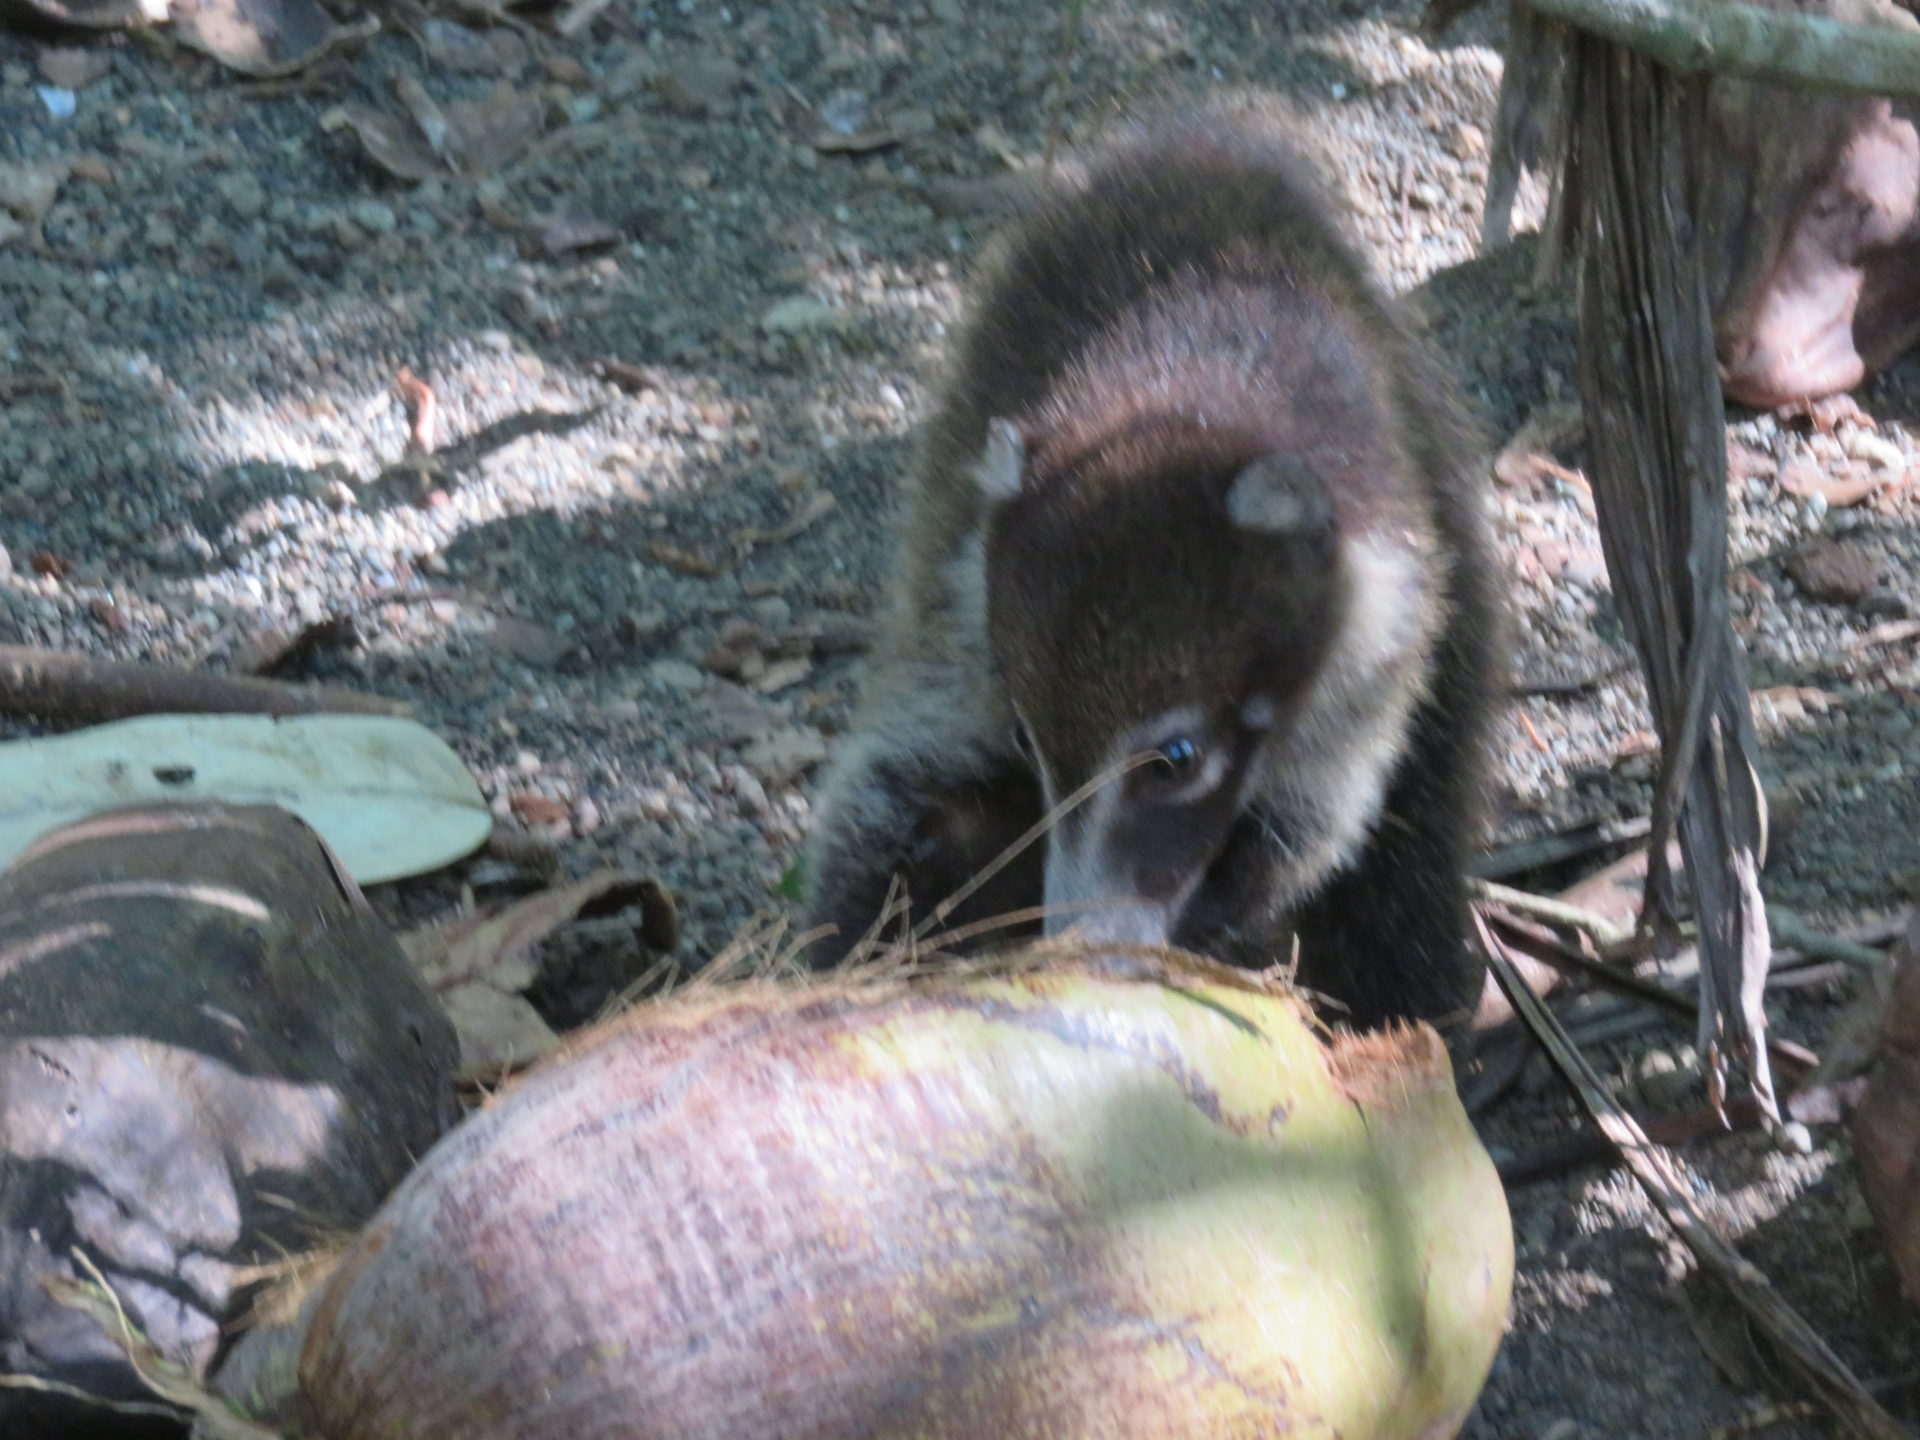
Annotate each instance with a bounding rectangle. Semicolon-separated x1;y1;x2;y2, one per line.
801;103;1503;1030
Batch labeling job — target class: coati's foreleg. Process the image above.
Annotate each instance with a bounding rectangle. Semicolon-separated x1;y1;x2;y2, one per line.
1286;753;1481;1033
1173;689;1488;1030
800;677;1046;963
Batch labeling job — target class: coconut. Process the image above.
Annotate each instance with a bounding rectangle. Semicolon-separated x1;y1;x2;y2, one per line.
221;951;1511;1440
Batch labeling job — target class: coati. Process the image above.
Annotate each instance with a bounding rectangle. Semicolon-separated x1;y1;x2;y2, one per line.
800;104;1503;1030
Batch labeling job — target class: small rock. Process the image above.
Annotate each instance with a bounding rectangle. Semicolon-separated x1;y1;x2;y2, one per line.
760;295;838;333
654;55;741;116
1861;586;1911;619
486;615;578;668
0;160;70;221
648;656;708;691
350;198;398;236
1784;538;1880;605
508;790;569;828
1775;1120;1814;1155
1843;428;1906;470
218;171;268;221
571;796;603;835
37;48;112;90
1446;121;1486;160
742;724;828;783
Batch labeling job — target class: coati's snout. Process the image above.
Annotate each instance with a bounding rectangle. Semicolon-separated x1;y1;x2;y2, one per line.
1020;700;1272;946
978;419;1356;949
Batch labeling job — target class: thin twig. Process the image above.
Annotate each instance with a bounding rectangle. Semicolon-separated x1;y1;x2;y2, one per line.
1472;877;1632;946
0;644;407;723
0;1373;184;1420
908;754;1148;947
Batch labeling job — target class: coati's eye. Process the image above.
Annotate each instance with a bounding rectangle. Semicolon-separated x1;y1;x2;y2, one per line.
1150;736;1202;781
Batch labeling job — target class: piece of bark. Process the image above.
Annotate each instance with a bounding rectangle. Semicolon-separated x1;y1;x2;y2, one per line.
1853;910;1920;1305
1562;36;1776;1117
0;646;406;725
0;803;459;1437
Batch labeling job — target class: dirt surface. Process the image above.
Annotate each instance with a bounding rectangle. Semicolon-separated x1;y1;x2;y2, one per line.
5;0;1920;1433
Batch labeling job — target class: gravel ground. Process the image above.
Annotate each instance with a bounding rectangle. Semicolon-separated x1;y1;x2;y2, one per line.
5;0;1920;1433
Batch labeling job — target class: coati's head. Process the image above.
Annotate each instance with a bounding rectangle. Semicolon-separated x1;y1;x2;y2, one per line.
973;350;1434;951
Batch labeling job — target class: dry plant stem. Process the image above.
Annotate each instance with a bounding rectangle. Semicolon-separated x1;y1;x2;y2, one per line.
1484;905;1818;1079
1527;0;1920;100
1564;37;1775;1119
1480;917;1913;1440
907;756;1146;947
0;644;407;723
1473;877;1631;946
0;1373;184;1422
1769;908;1889;970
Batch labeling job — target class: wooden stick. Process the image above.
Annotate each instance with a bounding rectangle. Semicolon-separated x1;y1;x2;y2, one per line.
0;645;407;724
1479;915;1912;1440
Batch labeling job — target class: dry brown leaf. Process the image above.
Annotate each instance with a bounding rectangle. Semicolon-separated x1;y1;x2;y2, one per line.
171;0;374;78
442;981;559;1075
1779;459;1889;508
322;103;442;182
506;791;569;828
445;82;544;178
229;614;359;677
646;540;722;578
419;18;527;74
394;73;453;159
396;365;436;454
403;870;677;993
747;489;837;547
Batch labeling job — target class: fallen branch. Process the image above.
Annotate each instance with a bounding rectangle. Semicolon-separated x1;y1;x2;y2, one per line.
1527;0;1920;101
1479;916;1911;1440
0;645;407;725
1472;813;1652;880
1483;903;1820;1079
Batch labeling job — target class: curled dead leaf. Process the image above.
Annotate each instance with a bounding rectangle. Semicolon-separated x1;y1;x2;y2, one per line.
171;0;375;79
324;102;442;182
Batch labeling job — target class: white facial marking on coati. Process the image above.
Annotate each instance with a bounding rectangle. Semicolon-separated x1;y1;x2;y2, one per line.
799;101;1504;1030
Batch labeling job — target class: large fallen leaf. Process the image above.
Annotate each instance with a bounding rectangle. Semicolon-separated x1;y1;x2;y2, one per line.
0;713;490;884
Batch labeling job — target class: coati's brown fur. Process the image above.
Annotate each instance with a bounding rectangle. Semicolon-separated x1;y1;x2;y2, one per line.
800;103;1504;1030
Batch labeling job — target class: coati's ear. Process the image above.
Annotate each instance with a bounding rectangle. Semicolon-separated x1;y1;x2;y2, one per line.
970;418;1026;505
1226;454;1335;536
